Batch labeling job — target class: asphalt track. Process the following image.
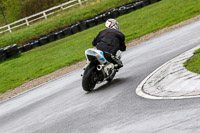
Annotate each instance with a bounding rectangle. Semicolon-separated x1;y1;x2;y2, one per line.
0;20;200;133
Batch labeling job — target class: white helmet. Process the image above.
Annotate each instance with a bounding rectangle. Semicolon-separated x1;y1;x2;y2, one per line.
105;19;120;30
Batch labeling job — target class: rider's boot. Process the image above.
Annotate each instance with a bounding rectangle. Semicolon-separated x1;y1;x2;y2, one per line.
111;55;123;69
113;58;123;69
114;62;123;69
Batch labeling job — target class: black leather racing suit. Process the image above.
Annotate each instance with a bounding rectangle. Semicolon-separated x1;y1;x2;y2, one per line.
92;28;126;65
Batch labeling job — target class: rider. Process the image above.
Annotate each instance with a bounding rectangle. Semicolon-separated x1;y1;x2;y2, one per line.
92;19;126;69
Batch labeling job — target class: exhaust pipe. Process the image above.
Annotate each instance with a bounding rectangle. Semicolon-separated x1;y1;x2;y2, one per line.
97;64;106;81
97;65;103;71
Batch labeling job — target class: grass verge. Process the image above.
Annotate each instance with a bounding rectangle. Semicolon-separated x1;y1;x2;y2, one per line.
184;48;200;74
0;0;200;93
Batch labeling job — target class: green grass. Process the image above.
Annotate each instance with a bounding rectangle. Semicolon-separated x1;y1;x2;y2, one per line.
0;0;200;93
0;0;137;48
184;49;200;74
194;48;200;54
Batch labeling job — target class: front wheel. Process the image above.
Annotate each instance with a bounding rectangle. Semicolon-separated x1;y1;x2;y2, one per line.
82;65;97;92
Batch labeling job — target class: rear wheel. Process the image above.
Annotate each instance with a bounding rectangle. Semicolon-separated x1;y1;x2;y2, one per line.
82;65;97;92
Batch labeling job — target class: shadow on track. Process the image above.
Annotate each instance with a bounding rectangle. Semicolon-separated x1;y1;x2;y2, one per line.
86;77;129;93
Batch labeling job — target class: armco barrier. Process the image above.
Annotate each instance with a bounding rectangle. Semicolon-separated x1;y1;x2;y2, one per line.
0;0;161;62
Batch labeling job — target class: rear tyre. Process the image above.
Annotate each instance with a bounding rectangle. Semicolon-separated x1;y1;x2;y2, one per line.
82;65;97;92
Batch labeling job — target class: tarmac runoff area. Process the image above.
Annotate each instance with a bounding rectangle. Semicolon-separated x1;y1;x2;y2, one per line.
136;45;200;100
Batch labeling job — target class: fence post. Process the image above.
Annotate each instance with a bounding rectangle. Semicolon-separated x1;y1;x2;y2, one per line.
8;25;12;32
25;18;30;26
43;12;47;19
78;0;82;6
61;6;64;10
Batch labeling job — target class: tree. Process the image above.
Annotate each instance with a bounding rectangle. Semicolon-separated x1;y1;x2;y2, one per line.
1;0;21;23
0;0;7;25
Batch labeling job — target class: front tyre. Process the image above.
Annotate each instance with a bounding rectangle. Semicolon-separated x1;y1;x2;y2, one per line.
82;65;97;92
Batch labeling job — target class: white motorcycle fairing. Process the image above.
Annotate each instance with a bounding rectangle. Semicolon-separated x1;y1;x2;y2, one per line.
85;48;107;64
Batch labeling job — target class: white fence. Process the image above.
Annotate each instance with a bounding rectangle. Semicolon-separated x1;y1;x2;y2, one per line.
0;0;87;34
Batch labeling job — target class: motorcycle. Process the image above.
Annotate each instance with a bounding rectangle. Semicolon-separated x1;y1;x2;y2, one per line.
81;48;122;92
